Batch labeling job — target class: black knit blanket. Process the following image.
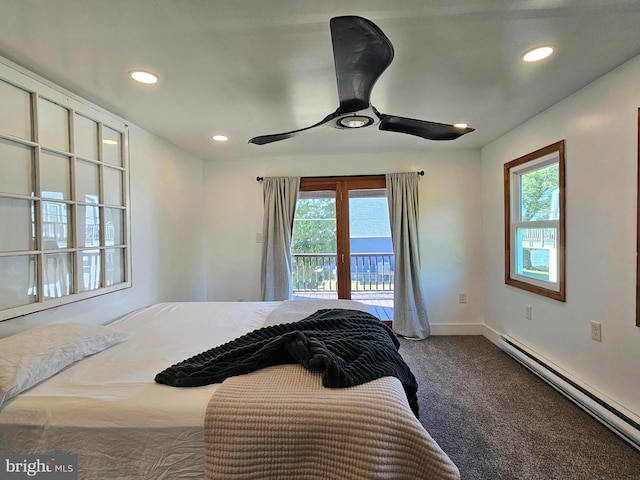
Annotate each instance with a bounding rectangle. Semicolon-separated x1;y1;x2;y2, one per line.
155;308;420;418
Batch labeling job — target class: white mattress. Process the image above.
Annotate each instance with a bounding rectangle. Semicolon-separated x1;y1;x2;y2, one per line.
0;301;281;480
0;299;370;480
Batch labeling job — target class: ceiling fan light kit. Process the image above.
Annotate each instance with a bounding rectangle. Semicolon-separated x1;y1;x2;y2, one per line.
337;115;374;128
248;15;475;146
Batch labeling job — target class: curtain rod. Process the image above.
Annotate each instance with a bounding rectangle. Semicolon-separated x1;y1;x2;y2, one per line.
256;171;423;182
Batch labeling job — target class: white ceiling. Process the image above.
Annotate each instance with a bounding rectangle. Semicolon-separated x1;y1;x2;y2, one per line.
1;0;640;162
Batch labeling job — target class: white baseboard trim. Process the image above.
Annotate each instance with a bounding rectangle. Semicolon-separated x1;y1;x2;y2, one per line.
482;324;502;346
429;323;484;335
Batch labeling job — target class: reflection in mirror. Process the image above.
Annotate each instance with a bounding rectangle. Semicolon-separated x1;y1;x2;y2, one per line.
80;249;101;292
0;78;32;140
41;201;70;249
0;255;37;310
39;97;69;152
43;252;73;299
105;248;125;286
77;205;100;248
103;167;123;206
0;139;34;196
103;126;122;166
74;113;99;160
0;198;35;251
76;160;100;203
41;151;71;199
105;208;124;246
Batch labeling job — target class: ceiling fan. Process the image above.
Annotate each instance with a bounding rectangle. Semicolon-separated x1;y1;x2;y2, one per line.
249;15;474;146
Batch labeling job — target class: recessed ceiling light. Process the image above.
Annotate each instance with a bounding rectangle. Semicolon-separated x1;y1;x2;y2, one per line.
453;123;468;129
129;70;158;84
522;46;555;63
212;135;228;142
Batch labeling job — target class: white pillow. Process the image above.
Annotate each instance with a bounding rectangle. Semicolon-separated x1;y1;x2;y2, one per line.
0;322;127;407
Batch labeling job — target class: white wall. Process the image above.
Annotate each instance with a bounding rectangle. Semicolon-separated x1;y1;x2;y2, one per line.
481;55;640;416
204;149;485;332
0;125;207;337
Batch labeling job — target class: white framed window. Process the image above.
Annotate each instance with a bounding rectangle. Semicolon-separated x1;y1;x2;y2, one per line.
0;59;131;321
504;140;565;301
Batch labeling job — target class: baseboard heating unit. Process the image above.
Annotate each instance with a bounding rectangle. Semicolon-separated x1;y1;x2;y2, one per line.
499;335;640;451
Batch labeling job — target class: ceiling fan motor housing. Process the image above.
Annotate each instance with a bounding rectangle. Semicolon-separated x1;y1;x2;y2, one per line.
248;16;475;145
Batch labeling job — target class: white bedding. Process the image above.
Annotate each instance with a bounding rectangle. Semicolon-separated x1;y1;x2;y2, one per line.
0;300;373;480
0;301;281;479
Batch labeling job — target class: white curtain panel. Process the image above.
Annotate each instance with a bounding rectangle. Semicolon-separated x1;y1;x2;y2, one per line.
260;176;300;301
386;172;430;339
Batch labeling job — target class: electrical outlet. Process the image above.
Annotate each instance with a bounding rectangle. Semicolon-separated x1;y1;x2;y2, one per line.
458;293;467;304
591;321;602;342
525;305;532;320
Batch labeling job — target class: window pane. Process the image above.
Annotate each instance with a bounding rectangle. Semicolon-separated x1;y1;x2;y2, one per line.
38;97;69;151
40;150;71;200
515;226;558;283
505;141;564;301
0;138;34;196
105;248;124;286
102;126;122;166
0;79;32;140
76;160;100;203
74;113;99;160
0;198;35;251
103;167;123;206
349;190;393;291
42;201;70;249
292;191;337;294
43;252;73;299
77;205;100;248
0;255;37;309
105;208;123;246
80;249;101;292
519;163;559;221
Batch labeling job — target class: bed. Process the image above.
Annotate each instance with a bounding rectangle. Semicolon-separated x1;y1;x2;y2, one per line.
0;300;459;480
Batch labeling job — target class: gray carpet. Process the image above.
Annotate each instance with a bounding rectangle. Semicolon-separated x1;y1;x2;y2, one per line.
398;335;640;480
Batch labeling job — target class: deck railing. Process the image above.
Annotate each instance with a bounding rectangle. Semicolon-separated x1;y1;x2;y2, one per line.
292;253;394;292
520;227;557;247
